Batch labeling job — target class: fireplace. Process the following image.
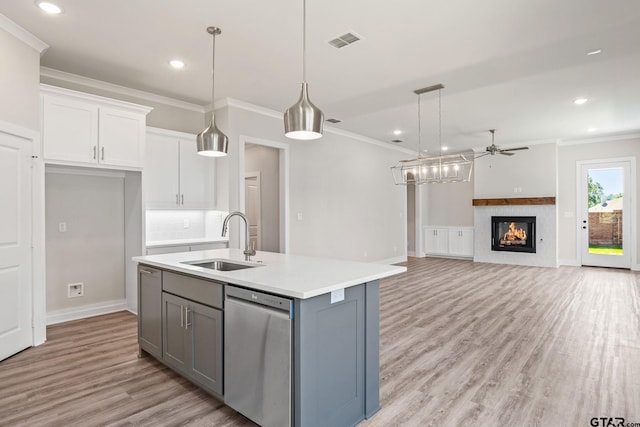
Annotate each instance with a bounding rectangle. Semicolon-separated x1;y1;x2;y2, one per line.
491;216;536;253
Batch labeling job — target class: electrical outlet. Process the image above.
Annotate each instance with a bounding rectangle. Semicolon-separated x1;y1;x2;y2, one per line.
68;283;84;298
59;222;67;233
183;219;190;229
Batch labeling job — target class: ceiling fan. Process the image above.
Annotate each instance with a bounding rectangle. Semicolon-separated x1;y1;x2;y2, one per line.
478;129;528;158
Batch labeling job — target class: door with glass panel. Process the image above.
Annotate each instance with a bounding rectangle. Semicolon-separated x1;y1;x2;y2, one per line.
579;161;631;268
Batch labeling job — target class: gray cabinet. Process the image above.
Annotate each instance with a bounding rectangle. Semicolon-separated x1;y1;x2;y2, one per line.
161;272;223;396
138;265;162;358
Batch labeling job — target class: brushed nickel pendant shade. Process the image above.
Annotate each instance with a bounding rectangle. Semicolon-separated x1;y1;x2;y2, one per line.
197;26;228;157
284;0;324;140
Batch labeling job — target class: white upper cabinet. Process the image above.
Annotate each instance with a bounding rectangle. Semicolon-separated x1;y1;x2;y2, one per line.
145;127;216;209
41;85;152;170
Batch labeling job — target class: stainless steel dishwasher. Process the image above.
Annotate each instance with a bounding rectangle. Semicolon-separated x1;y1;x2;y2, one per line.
224;285;293;427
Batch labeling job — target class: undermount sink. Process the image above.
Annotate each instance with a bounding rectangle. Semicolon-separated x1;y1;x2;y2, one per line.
183;259;261;272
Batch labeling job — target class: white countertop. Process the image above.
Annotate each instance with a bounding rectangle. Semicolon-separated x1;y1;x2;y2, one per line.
133;249;406;299
146;237;229;248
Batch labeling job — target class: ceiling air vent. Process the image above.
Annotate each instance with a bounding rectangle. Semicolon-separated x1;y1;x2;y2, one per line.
328;32;362;49
326;118;342;124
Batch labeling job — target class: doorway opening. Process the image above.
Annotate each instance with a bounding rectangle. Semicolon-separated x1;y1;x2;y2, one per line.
240;138;289;253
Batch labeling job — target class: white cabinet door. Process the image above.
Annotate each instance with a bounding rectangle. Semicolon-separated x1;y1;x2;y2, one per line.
424;227;448;255
448;229;474;257
145;132;180;208
99;107;145;168
179;137;215;209
144;128;215;209
42;94;98;164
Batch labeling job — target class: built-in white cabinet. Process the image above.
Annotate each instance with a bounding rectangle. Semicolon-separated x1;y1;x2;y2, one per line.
145;127;216;209
424;227;449;255
424;226;474;258
41;85;151;169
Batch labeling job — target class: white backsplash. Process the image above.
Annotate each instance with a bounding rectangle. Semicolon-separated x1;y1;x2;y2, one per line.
146;210;228;243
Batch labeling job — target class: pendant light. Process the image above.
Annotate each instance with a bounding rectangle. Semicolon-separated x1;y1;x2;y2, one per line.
283;0;324;140
391;84;473;184
197;26;228;157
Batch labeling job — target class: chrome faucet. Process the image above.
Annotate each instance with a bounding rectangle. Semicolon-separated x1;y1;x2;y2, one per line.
222;211;256;261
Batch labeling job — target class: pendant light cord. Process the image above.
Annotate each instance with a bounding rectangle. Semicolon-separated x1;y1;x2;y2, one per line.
438;88;442;155
302;0;307;83
211;31;216;114
417;94;422;158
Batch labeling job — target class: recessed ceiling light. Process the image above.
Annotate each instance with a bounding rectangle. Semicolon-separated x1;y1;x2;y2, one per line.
441;146;448;151
588;127;597;132
169;59;185;69
393;129;402;135
586;49;602;56
574;97;588;105
37;1;62;14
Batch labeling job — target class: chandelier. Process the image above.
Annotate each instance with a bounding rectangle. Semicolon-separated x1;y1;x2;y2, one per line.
391;84;473;185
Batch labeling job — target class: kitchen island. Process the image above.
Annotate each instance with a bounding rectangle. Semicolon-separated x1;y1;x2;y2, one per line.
133;249;405;427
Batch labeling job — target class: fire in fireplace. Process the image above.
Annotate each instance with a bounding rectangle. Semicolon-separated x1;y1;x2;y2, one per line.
491;216;536;253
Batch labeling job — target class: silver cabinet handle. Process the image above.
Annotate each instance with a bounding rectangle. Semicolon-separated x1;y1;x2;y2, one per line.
181;194;184;205
93;146;97;159
180;305;184;328
185;306;191;328
140;269;153;275
101;146;105;160
176;194;179;205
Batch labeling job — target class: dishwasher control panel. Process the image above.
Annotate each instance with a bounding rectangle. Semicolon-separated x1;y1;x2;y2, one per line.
226;285;292;314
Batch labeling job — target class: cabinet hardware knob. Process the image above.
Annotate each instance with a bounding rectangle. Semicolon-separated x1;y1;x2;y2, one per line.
176;194;179;205
93;146;97;159
181;194;184;205
101;147;105;160
180;305;184;328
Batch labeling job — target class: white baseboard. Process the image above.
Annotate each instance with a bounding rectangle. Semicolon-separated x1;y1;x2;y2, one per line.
558;259;581;267
376;256;407;265
46;299;128;325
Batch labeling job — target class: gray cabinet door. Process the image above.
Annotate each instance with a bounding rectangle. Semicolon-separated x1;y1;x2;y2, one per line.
138;266;162;358
188;301;223;395
162;292;189;374
162;292;223;396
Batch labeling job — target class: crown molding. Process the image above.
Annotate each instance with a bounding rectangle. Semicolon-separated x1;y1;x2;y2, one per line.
223;97;416;155
0;14;48;53
40;67;205;113
558;131;640;146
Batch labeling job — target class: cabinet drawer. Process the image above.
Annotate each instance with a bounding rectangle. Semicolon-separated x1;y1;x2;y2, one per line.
163;271;223;309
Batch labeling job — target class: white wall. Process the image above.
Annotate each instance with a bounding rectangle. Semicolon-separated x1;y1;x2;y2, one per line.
474;142;558;198
557;137;640;267
45;171;125;313
422;179;474;226
0;27;40;131
217;103;408;263
245;144;280;252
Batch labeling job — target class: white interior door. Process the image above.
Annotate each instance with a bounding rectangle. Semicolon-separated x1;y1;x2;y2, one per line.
244;174;261;251
0;130;33;361
579;160;631;268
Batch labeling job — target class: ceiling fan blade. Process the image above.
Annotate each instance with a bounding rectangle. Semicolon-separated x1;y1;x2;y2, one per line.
500;147;529;152
498;151;515;156
474;152;491;159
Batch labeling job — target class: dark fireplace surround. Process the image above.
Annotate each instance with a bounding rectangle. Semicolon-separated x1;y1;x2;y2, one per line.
491;216;536;253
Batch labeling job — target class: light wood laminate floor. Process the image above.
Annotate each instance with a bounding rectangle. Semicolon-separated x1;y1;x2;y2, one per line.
1;257;638;426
